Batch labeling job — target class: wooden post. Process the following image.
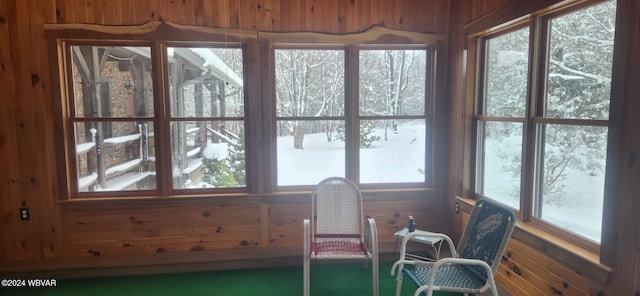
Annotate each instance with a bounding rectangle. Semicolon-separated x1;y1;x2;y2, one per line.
91;128;106;189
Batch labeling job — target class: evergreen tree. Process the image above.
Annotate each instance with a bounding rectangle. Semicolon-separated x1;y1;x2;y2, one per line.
227;132;246;186
201;142;237;188
335;121;381;148
201;157;237;187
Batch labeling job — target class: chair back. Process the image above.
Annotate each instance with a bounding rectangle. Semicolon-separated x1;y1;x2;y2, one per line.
457;199;516;280
311;177;364;243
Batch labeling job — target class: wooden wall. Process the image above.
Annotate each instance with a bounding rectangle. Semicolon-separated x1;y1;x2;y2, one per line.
600;0;640;294
49;0;450;32
0;0;450;277
2;0;639;295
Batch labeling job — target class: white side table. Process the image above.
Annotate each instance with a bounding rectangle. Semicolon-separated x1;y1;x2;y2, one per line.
393;228;443;261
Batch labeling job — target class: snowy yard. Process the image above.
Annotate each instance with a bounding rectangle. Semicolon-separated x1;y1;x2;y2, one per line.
277;123;425;186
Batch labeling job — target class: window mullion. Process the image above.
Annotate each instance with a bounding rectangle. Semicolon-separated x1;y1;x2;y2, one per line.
346;45;359;183
153;41;172;196
522;17;545;223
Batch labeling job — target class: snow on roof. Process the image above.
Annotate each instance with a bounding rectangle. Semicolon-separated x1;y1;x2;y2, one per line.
168;48;243;88
125;46;243;88
190;48;243;88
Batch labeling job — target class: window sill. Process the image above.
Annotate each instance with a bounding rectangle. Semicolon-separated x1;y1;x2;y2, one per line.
456;196;614;284
58;192;260;204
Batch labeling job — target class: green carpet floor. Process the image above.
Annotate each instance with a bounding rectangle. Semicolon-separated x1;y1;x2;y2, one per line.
2;261;460;296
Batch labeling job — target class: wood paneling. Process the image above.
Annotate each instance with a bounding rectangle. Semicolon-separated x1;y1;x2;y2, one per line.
600;0;640;294
503;240;594;296
2;0;640;295
268;203;307;247
0;0;20;262
458;0;508;26
1;0;450;264
60;199;262;257
0;0;60;263
42;0;452;33
266;191;444;249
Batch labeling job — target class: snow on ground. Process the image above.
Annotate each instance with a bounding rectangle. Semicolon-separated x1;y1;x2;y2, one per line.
277;123;425;186
483;139;603;242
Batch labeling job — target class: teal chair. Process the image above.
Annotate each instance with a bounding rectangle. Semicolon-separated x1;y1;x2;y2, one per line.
391;199;516;296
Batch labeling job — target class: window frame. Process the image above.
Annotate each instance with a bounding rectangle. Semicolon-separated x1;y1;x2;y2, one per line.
162;42;249;194
46;24;447;200
46;24;258;200
272;45;349;188
357;44;435;189
474;23;532;218
471;0;616;253
263;32;445;192
63;40;161;199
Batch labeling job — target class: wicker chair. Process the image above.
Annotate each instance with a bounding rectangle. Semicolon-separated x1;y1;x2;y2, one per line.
391;199;516;296
303;177;378;296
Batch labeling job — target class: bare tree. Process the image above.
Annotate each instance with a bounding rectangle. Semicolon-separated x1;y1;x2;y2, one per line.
275;49;344;149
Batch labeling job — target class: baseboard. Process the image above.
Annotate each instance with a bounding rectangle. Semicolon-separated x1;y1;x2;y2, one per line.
1;248;403;280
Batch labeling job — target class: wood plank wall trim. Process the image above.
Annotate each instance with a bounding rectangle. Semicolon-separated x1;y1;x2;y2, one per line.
463;0;564;35
456;197;613;284
44;21;447;45
44;21;258;41
257;24;447;45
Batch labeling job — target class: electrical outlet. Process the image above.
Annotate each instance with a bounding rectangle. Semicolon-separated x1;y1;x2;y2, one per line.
19;208;30;221
455;202;460;214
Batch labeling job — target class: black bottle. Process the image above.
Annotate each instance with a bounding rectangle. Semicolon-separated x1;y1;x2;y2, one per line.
408;215;415;233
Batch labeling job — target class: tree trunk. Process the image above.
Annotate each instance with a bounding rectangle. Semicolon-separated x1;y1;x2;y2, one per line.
294;125;306;149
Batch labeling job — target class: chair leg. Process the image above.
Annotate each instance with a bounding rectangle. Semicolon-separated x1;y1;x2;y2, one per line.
367;217;379;296
395;274;403;296
304;256;310;296
372;257;378;296
303;219;311;296
488;275;498;296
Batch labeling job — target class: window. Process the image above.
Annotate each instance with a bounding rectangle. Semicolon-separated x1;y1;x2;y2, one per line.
50;25;444;199
70;45;157;194
166;46;246;190
534;1;615;243
273;45;435;188
474;0;617;246
274;48;346;186
62;41;247;198
358;48;430;184
477;27;529;210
